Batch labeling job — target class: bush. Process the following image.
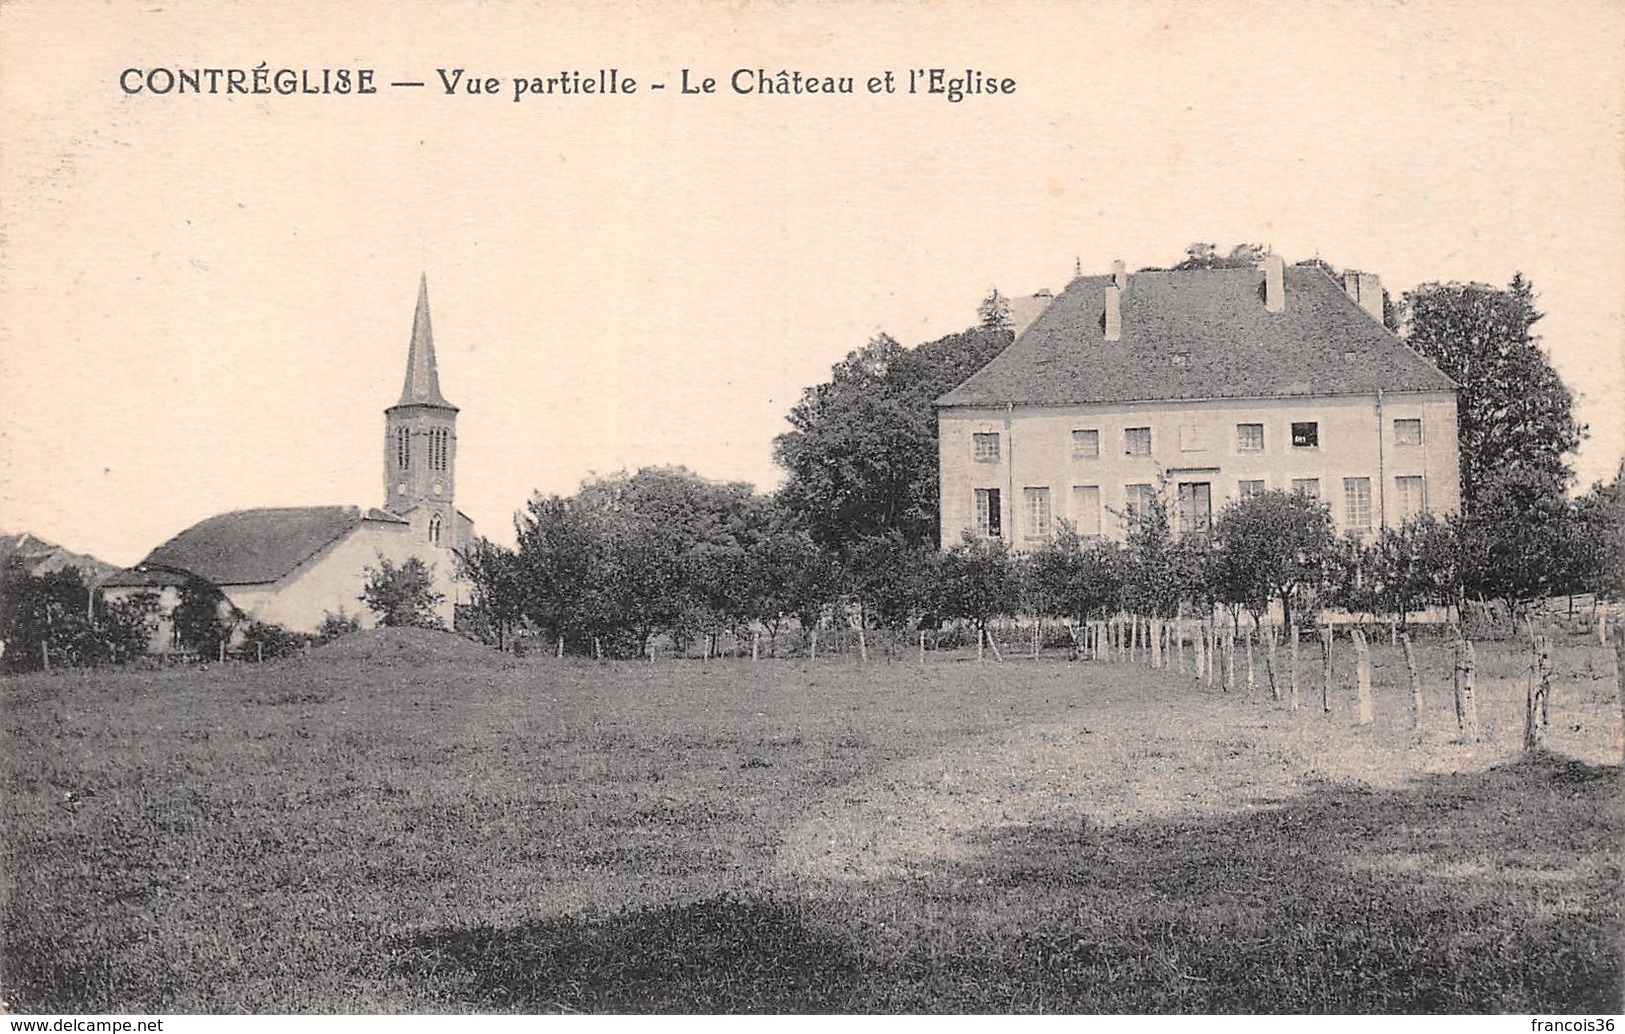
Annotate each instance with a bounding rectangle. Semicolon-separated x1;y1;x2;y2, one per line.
316;610;362;644
238;621;306;661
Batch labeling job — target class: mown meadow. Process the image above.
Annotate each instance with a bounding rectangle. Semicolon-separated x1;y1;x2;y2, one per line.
2;627;1620;1013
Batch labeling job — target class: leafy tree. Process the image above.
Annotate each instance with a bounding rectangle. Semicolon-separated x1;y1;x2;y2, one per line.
1167;243;1268;271
1401;275;1584;510
845;531;937;647
774;326;1011;552
361;556;445;629
173;576;244;655
1210;491;1336;631
1365;514;1465;629
1120;485;1198;619
1025;524;1126;625
1322;531;1381;624
513;494;603;646
933;533;1020;639
1455;466;1585;619
455;537;524;649
1573;461;1625;602
977;288;1012;331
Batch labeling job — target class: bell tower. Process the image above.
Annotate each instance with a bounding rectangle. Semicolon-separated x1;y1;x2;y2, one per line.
383;274;459;548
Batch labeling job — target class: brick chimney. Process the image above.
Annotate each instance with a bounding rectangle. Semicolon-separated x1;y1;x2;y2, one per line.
1263;253;1285;313
1104;285;1122;341
1343;270;1385;323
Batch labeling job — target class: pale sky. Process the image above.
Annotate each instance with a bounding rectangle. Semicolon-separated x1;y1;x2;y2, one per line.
2;0;1622;566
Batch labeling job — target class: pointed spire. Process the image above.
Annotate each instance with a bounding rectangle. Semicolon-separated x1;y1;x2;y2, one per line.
394;273;455;409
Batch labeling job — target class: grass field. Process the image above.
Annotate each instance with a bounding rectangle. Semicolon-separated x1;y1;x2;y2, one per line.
2;628;1621;1013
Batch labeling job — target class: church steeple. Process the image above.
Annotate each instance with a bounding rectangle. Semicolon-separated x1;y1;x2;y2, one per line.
383;275;460;540
397;274;456;410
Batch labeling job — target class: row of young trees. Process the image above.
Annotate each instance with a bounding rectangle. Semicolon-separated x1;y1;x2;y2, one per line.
453;459;1623;658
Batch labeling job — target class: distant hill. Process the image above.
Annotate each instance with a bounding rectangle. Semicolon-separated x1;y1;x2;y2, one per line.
0;532;123;583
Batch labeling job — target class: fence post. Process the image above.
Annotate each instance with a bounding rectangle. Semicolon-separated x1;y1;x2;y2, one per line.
1454;636;1481;743
1264;625;1280;701
1223;619;1235;692
1353;627;1374;725
1401;632;1423;734
1319;626;1333;714
752;632;760;662
919;630;926;666
1245;628;1255;695
1288;621;1301;711
557;636;564;659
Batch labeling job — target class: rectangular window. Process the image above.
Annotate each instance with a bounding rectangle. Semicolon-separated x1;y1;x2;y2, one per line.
1291;478;1321;501
1124;483;1155;523
1124;427;1152;456
1395;476;1427;521
1024;487;1052;539
1291;421;1319;448
1343;477;1373;531
1178;424;1205;452
1236;423;1264;452
1238;479;1266;500
1072;485;1101;536
973;432;1000;463
1071;428;1100;459
974;488;1002;537
1394;418;1423;446
1177;482;1213;536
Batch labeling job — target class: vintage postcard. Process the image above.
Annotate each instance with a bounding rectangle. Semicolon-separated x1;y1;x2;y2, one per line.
2;0;1621;1021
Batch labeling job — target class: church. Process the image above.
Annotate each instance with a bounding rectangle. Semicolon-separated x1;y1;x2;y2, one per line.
103;277;475;645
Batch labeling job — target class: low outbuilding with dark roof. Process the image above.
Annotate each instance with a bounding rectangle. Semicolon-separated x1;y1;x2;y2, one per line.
937;256;1460;546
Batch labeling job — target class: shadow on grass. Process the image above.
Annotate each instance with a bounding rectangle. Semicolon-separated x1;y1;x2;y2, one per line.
396;896;863;1012
399;753;1621;1014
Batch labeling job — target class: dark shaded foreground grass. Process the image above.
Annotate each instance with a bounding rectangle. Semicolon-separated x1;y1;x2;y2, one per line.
397;754;1621;1013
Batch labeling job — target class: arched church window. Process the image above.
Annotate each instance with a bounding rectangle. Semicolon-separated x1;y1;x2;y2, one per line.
429;512;442;547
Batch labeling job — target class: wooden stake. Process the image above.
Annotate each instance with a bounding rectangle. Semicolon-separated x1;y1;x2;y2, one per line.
557;636;564;659
219;640;226;664
1223;621;1235;692
752;632;760;661
919;630;926;666
1401;632;1423;733
594;636;603;662
1319;626;1333;714
1288;621;1301;711
1265;625;1280;701
257;642;263;664
41;640;49;670
1454;636;1481;743
1245;629;1255;695
1353;627;1374;725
